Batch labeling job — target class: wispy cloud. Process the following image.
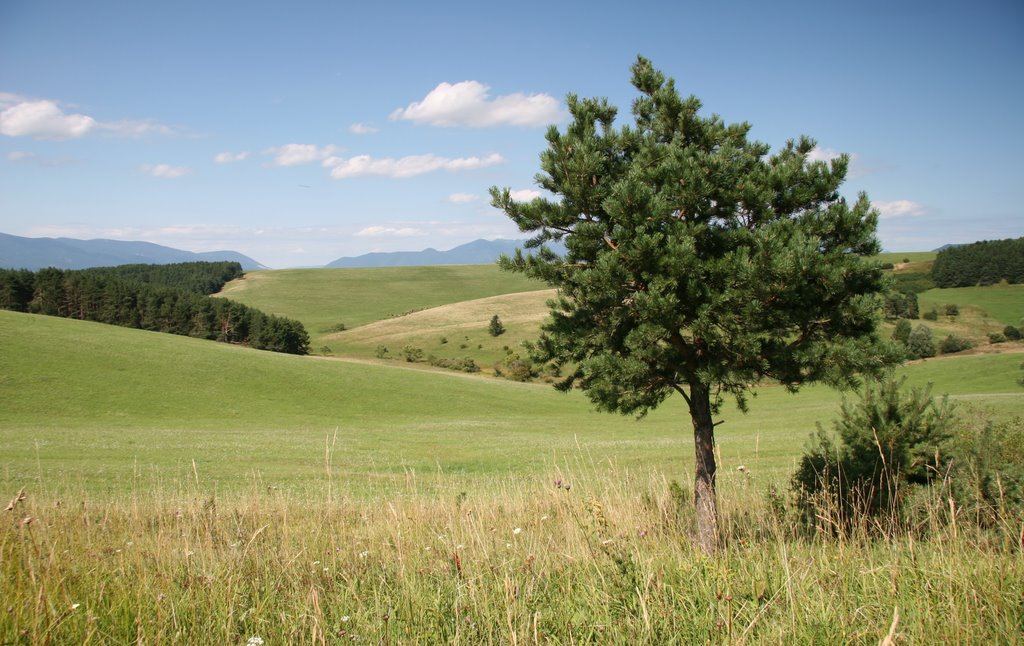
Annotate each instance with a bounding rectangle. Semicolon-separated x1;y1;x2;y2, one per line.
874;199;926;219
326;152;503;179
349;122;378;135
447;192;479;203
391;80;564;128
98;119;178;138
354;226;426;237
214;151;250;164
265;143;341;167
141;163;192;179
7;150;73;167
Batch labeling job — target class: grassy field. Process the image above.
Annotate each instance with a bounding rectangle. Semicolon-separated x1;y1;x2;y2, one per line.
3;266;1024;643
4;310;1021;497
216;265;544;349
919;283;1024;327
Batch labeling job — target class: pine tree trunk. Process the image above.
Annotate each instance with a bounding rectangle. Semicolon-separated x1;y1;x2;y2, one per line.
689;381;719;555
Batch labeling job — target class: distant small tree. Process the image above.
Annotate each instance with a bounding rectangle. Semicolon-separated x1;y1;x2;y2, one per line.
375;344;389;359
892;319;912;344
1004;325;1022;341
488;314;506;337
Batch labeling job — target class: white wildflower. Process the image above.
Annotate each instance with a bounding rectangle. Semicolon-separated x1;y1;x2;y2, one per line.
513;527;523;535
246;637;264;646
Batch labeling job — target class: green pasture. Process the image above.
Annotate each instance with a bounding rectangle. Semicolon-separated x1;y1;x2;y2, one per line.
2;310;1021;499
919;283;1024;327
216;265;543;348
875;251;937;264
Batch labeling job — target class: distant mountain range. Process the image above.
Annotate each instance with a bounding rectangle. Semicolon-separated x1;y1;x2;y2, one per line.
0;233;268;271
325;238;544;268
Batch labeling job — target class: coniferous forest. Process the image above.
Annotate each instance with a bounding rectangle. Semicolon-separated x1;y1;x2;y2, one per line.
0;262;309;355
931;237;1024;287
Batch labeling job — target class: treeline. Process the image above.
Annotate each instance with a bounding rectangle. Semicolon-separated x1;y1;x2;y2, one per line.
77;261;245;295
931;237;1024;287
0;263;309;355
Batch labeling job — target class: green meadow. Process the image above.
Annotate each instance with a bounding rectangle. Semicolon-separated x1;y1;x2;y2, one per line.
919;283;1024;327
216;265;542;349
2;264;1023;644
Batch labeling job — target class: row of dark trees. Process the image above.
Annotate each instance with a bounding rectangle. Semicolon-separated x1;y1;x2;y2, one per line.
931;237;1024;287
0;262;309;355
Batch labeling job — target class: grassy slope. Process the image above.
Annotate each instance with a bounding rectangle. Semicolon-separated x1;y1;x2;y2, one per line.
215;265;544;348
325;289;555;368
919;283;1024;327
3;310;1021;498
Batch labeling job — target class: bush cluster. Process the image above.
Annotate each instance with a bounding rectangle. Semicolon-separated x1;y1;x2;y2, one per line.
426;355;480;373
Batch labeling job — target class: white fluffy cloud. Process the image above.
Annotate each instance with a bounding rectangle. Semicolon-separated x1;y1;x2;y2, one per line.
0;100;96;139
141;164;192;179
508;189;541;201
326;152;503;179
874;200;926;219
266;143;341;167
390;81;564;128
448;193;479;203
0;95;180;140
354;226;426;237
349;122;378;135
215;151;250;164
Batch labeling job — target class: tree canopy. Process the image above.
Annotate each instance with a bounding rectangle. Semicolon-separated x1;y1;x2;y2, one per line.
491;57;897;553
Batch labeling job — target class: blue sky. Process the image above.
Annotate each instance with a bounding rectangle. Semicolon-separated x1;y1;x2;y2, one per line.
1;0;1022;268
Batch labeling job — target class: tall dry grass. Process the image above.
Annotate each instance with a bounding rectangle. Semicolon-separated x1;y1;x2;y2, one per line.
3;455;1022;644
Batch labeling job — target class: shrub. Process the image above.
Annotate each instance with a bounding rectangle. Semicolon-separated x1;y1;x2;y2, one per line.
880;262;895;270
906;324;936;359
427;355;480;373
1004;325;1022;341
947;413;1024;524
494;352;536;381
374;344;389;359
922;308;938;321
401;345;424;362
939;334;973;354
792;376;956;529
988;332;1007;344
943;303;959;316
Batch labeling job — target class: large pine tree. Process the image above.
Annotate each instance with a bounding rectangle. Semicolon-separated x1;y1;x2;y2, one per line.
492;57;897;554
